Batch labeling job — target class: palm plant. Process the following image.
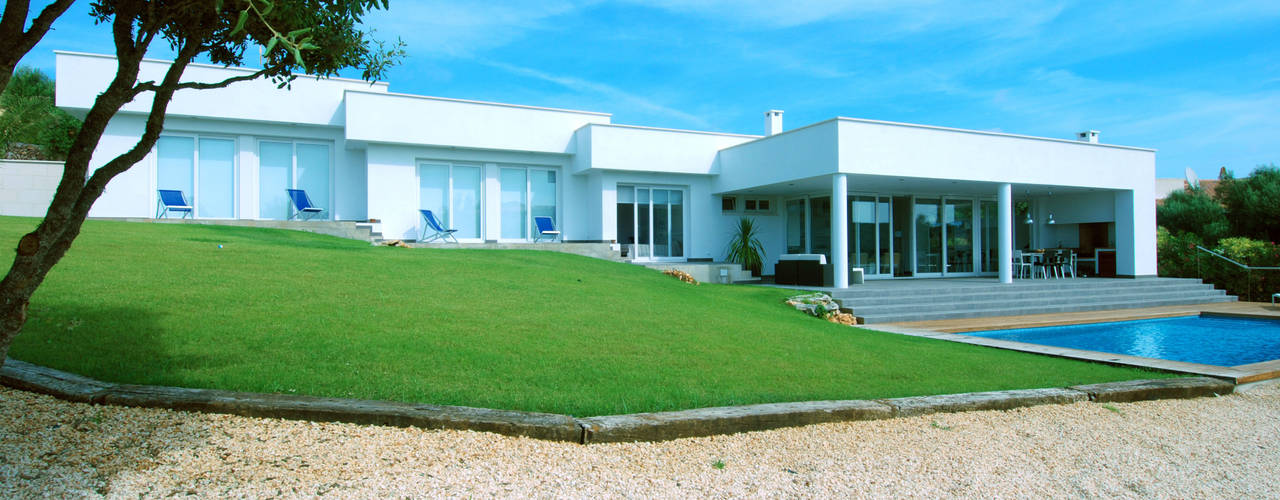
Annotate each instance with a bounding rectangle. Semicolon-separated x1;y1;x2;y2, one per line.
726;217;766;276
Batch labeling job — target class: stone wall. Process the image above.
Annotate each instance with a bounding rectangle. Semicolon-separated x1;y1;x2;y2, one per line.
0;159;63;217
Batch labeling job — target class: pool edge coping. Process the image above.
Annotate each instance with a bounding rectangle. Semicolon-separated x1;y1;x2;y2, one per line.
865;312;1280;384
0;357;1239;444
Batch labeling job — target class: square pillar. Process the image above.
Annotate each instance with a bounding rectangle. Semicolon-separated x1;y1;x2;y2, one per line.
1114;188;1156;277
832;174;849;288
998;183;1013;283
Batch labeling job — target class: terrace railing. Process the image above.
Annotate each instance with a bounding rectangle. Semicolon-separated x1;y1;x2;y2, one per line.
1195;245;1280;302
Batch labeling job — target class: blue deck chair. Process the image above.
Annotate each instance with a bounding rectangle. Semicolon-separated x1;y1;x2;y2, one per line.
286;189;325;221
533;216;560;242
419;209;459;243
156;189;193;219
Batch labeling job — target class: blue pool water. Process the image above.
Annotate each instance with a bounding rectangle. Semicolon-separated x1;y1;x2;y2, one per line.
970;315;1280;367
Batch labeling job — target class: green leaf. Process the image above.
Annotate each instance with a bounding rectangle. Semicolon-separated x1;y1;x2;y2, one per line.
231;9;249;36
286;28;311;39
290;47;307;72
260;0;274;16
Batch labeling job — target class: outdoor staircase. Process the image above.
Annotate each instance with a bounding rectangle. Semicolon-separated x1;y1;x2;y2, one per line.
832;278;1236;324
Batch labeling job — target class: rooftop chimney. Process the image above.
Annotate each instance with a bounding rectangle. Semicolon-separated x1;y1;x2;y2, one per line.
1077;130;1100;144
765;110;784;136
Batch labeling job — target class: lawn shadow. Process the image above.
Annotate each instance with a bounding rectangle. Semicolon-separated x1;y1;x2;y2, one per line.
14;304;237;389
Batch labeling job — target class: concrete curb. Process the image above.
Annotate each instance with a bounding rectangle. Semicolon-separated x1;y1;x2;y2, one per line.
1069;377;1235;403
579;399;894;444
1;359;580;442
0;358;1236;444
878;387;1088;417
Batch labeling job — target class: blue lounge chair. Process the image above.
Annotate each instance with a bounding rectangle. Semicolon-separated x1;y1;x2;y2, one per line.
533;216;560;242
419;209;459;243
286;189;325;221
156;189;193;219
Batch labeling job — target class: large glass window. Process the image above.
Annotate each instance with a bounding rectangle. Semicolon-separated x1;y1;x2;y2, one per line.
852;196;877;273
786;199;806;254
157;136;194;202
452;166;482;239
915;198;942;274
296;143;330;216
258;142;292;220
417;162;481;240
418;162;448;225
616;185;683;259
810;196;831;259
257;140;330;220
197;138;235;218
157;135;237;219
530;170;556;228
981;200;999;273
945;199;974;273
500;168;527;239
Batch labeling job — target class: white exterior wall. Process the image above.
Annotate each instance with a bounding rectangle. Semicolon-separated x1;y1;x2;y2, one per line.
573;124;755;175
56;51;387;125
0;160;63;217
835;119;1154;190
345;91;608;153
714;121;840;194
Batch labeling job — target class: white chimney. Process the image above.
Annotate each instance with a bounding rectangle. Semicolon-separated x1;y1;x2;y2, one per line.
1077;130;1099;143
765;110;784;136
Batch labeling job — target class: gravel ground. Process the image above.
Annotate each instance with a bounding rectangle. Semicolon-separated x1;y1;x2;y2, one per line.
2;384;1278;498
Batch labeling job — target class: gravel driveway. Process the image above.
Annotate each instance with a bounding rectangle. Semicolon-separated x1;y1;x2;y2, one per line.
2;384;1277;498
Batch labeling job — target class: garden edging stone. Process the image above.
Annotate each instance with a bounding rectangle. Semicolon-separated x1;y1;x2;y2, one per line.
1069;377;1234;402
877;387;1089;417
578;399;894;443
0;358;1239;443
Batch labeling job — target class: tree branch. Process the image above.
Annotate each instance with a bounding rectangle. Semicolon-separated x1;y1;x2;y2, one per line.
133;68;271;95
0;0;75;93
74;45;202;222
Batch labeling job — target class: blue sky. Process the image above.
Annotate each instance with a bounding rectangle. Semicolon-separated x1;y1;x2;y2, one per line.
19;1;1280;179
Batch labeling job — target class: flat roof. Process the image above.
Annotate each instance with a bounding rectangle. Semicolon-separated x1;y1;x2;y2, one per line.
345;89;612;117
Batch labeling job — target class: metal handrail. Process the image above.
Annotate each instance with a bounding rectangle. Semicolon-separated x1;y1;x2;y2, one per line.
1194;245;1280;302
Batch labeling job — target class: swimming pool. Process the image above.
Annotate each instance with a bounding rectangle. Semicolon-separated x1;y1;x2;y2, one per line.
969;315;1280;367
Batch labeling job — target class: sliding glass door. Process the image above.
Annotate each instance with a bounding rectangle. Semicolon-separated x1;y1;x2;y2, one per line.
850;196;894;276
419;162;482;240
945;199;974;273
617;185;684;260
258;140;331;220
157;135;237;219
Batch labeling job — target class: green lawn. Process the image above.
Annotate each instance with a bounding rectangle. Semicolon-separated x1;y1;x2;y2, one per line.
1;217;1170;416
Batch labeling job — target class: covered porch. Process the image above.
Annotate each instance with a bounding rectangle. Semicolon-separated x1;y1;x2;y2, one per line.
721;172;1139;288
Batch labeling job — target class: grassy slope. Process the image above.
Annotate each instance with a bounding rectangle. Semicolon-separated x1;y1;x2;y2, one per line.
1;217;1170;416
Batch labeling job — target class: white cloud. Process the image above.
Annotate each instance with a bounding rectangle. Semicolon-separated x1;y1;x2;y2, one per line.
478;60;711;128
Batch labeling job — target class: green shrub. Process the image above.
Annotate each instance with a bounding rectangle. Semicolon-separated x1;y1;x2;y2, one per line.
1156;187;1228;245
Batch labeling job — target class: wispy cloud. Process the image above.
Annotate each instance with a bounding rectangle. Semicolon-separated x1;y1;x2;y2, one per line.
478;59;711;128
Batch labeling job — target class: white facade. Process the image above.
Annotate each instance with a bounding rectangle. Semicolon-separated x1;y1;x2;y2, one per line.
54;51;1159;282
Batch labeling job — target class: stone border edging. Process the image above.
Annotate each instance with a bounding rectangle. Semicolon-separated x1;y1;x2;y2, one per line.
1;358;1235;444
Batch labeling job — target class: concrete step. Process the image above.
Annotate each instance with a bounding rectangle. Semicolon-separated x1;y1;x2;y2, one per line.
855;295;1238;324
830;278;1207;300
851;290;1231;315
840;283;1223;307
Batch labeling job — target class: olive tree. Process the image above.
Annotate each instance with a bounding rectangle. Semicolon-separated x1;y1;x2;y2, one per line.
0;0;403;368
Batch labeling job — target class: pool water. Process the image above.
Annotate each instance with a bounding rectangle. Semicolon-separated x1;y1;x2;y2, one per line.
970;315;1280;367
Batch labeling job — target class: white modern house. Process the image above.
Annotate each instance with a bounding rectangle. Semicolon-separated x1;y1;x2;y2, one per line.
55;51;1157;287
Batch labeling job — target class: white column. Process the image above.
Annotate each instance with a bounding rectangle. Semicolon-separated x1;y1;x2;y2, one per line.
832;173;849;288
483;163;501;242
998;183;1013;284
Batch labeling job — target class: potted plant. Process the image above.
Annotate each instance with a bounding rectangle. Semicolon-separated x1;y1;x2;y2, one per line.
726;216;766;277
